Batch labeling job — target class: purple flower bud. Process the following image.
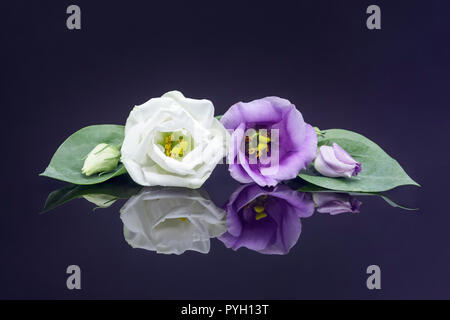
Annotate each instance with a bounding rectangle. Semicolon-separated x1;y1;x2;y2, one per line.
312;192;361;215
314;143;362;178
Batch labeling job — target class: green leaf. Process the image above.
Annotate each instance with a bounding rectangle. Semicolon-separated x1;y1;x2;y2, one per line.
41;175;142;213
298;129;420;192
40;125;127;185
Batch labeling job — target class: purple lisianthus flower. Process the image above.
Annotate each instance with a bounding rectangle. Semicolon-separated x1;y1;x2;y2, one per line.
314;143;362;178
312;192;361;215
219;183;314;255
220;97;317;187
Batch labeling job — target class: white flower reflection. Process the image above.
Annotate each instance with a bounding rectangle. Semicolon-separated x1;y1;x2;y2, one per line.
120;187;226;255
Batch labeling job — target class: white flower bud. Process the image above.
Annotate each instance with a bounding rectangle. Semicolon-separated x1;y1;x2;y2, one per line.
81;143;121;176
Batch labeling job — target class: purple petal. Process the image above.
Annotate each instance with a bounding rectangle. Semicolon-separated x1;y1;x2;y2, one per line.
319;145;356;178
268;185;315;218
261;123;317;181
353;162;362;176
228;217;277;252
332;143;362;176
259;205;302;255
332;143;357;165
237;148;278;186
221;99;282;129
220;103;245;130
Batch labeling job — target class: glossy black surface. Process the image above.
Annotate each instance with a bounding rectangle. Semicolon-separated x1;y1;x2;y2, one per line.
1;0;448;299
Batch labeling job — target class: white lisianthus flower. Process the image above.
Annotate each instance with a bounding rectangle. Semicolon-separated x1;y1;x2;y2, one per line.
120;187;227;255
121;91;228;189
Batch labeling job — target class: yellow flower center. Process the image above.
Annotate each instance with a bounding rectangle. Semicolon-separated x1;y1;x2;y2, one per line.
246;131;271;158
163;133;190;159
248;195;270;221
255;212;268;220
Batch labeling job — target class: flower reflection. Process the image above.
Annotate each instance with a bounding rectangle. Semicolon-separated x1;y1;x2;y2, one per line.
312;192;361;215
120;187;226;255
219;184;315;255
42;175;415;256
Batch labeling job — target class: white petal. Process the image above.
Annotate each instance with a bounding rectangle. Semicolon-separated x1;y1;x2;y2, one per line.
162;90;215;127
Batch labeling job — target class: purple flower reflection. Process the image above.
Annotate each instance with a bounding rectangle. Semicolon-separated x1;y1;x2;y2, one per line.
219;183;314;255
312;192;361;215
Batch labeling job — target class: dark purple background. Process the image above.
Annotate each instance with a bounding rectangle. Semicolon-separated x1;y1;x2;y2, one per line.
1;0;449;299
